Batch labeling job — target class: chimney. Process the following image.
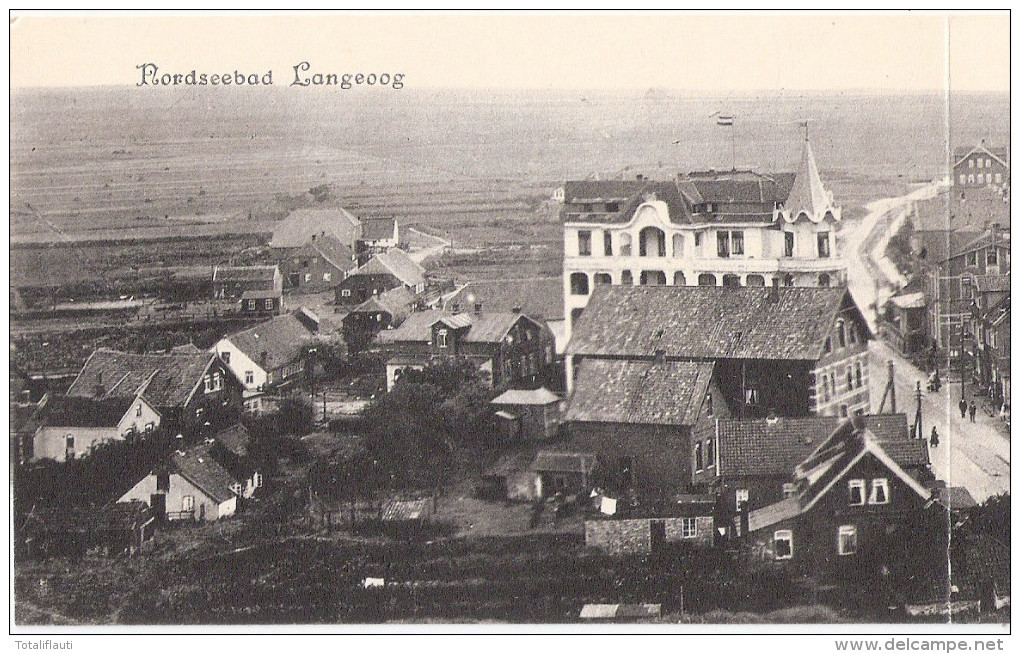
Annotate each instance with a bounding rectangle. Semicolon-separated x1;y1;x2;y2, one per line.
451;302;460;313
474;301;483;314
311;233;316;241
636;174;644;181
653;349;666;363
511;306;522;314
260;351;268;367
767;282;780;303
850;411;866;432
93;371;106;399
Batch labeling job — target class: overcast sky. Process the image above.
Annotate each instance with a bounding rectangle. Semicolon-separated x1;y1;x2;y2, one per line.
9;11;1010;92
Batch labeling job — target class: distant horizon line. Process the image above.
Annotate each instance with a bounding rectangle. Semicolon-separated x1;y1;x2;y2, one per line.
9;84;1010;96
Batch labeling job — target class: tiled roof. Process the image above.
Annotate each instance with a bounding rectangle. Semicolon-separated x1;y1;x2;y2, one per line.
567;285;862;361
224;313;318;372
491;387;561;406
483;451;535;478
566;359;714;426
443;277;565;320
361;217;397;241
718;413;917;478
24;501;153;533
378;310;541;346
212;265;279;283
349;286;416;320
214;423;250;458
912;229;983;264
297;234;357;273
953;144;1009;167
949;230;1011;261
67;349;215;409
563;180;649;203
241;290;282;300
530;451;597;474
354;249;425;288
270;207;361;249
171;443;238;504
38;394;137;428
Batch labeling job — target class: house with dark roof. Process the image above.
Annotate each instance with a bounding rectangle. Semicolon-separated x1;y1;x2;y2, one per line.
341;285;418;354
240;289;284;317
439;277;568;353
358;216;399;254
278;233;357;291
335;248;426;306
561;139;846;340
211;265;282;300
953;142;1009;189
745;415;947;586
881;276;929;357
119;441;243;521
566;285;872;419
213;310;322;412
710;413;931;530
30;393;162;462
564;357;726;498
66;349;241;436
377;308;555;391
270;207;362;249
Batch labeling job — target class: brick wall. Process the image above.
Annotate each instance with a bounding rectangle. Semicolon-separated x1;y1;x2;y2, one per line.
585;519;651;555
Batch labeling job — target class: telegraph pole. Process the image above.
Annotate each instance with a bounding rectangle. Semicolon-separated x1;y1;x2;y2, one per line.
914;381;923;440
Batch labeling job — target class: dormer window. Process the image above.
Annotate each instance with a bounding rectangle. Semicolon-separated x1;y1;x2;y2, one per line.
848;479;865;505
437;329;449;348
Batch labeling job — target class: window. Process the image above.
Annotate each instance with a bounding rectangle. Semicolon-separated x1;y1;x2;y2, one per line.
840;405;849;418
774;530;793;560
745;274;765;287
265;298;274;310
620;233;632;256
968;159;974;168
818;273;831;287
723;274;741;288
847;367;854;391
987;249;998;266
783;273;795;287
838;525;857;555
221;351;230;364
231;483;242;496
136;403;143;417
341;289;351;297
254;472;263;488
855;363;863;389
66;435;75;448
698;273;717;286
639;227;666;257
817;232;831;258
606;202;619;213
304;273;312;282
195;407;204;418
694;232;702;247
784;232;795;257
182;495;195;512
736;489;749;511
437;329;449;348
248;300;257;310
744;387;761;406
968;174;975;184
244;370;254;385
782;483;797;499
603;231;613;256
706;438;715;469
681;518;697;538
869;478;889;505
672;233;684;257
959;174;966;184
824;337;832;353
966;251;978;266
673;271;686;286
705;392;713;417
977;173;984;184
621;270;633;285
977;158;984;168
717;231;730;257
848;479;865;505
145;422;155;433
569;272;590;295
578;230;592;256
157;473;170;492
732;231;744;255
995;173;1002;183
323;272;332;282
594;273;612;286
640;270;666;286
694;441;703;472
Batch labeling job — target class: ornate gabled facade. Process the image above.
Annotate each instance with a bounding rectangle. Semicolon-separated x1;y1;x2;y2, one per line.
561;140;846;339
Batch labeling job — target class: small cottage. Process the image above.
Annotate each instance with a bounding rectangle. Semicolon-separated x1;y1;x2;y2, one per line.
489;387;562;441
585;495;717;555
120;443;241;521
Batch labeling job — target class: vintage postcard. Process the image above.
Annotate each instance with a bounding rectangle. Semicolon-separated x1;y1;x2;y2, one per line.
7;9;1011;644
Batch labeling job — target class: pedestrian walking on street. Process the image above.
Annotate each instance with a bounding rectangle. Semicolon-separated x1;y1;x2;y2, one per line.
959;398;968;419
969;401;977;423
930;426;939;448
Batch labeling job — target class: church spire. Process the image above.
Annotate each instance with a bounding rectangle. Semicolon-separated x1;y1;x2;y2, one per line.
785;138;832;220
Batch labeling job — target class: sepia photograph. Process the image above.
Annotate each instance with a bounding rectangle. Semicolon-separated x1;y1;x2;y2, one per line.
7;9;1011;640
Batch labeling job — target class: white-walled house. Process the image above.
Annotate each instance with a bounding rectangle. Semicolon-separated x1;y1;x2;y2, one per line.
119;443;239;521
31;393;161;462
213;310;321;413
561;139;846;340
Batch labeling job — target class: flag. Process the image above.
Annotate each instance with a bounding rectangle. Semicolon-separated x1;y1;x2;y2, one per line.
716;114;734;126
